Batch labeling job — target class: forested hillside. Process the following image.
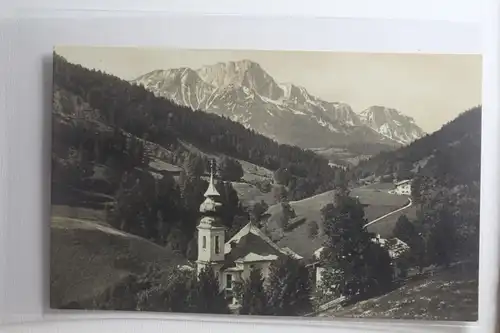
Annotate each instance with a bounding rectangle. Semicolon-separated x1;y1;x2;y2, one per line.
354;106;481;186
354;106;481;267
53;53;343;197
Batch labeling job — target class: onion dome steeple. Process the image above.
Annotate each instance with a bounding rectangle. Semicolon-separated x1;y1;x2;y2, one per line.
199;160;222;215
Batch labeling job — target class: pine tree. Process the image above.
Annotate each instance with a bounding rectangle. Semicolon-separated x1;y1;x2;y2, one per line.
392;214;415;243
321;193;393;299
427;204;457;267
236;267;269;315
191;266;230;314
392;214;426;272
267;256;312;316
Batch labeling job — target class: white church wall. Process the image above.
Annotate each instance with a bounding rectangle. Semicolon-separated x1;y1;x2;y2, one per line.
197;226;225;262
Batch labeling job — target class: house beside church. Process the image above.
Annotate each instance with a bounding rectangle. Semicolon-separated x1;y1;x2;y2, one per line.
195;165;302;309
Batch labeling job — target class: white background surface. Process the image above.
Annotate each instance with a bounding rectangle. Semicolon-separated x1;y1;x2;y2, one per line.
1;1;499;332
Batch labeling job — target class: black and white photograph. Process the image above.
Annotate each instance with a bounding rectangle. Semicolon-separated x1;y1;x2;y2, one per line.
50;46;481;321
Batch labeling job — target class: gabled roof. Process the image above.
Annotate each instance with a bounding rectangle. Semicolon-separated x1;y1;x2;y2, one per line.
394;179;412;186
224;222;291;265
225;222;288;256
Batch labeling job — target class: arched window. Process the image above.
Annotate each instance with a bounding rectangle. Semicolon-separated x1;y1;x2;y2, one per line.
202;236;206;249
215;235;220;254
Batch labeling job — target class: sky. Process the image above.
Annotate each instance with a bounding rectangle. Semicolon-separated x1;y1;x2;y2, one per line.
55;46;482;133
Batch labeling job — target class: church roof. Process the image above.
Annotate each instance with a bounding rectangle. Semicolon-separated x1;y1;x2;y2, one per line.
223;222;291;264
225;222;288;256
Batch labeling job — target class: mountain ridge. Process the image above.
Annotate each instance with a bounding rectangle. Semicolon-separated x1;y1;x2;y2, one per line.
130;59;425;149
358;105;426;145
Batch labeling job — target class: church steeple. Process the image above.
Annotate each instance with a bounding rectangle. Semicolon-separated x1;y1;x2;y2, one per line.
199;160;222;215
197;159;226;273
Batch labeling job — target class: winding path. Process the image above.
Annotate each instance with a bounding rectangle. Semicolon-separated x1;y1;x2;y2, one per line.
363;197;413;228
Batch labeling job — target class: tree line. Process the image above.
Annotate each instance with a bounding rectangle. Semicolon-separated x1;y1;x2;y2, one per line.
392;173;480;272
93;256;313;316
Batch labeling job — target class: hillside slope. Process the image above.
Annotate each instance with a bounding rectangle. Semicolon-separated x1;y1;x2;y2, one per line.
317;263;478;321
50;216;185;309
263;187;410;259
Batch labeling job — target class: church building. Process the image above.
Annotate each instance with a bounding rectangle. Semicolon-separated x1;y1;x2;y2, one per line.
195;164;302;308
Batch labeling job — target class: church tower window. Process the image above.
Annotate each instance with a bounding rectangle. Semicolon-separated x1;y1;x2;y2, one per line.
202;236;206;249
215;236;220;254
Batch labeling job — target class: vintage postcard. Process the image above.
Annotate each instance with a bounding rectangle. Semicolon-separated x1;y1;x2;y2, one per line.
50;47;481;321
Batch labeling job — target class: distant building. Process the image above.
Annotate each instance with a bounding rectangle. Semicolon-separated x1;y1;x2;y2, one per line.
195;162;302;310
393;179;412;195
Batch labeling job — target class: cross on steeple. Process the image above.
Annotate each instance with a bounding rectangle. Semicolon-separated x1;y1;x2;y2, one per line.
210;159;215;177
